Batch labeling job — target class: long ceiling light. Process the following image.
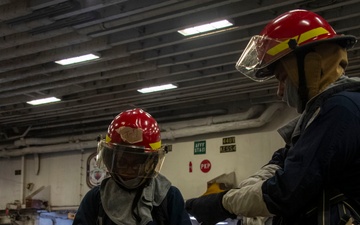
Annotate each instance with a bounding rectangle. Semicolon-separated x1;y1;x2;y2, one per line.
55;53;99;65
137;84;177;93
178;19;233;36
27;97;61;105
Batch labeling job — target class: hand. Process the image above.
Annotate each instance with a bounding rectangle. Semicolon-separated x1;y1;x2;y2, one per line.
185;191;236;225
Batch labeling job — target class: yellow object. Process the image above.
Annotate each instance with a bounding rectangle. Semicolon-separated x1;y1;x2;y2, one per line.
202;183;225;196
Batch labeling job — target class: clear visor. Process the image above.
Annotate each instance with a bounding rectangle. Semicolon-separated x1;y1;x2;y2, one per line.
235;35;292;82
96;140;166;181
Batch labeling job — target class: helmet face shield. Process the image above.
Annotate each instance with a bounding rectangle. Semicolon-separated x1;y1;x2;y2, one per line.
236;35;292;82
96;139;166;189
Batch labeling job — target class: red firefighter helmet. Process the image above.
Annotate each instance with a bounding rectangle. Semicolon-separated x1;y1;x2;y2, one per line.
97;108;165;189
235;9;357;81
106;108;161;149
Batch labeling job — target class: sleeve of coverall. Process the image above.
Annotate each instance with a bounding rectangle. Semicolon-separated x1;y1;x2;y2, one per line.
236;148;286;224
262;94;360;219
166;186;192;225
237;164;281;189
222;164;280;217
73;187;100;225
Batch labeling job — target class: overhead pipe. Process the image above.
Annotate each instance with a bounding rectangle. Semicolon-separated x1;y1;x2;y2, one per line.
161;103;283;140
0;126;32;140
161;105;265;130
13;105;264;147
0;103;285;158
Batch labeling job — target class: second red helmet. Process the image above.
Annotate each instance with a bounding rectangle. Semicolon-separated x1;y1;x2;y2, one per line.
235;9;357;82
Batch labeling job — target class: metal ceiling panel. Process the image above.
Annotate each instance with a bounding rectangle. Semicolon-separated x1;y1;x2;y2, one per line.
1;0;360;154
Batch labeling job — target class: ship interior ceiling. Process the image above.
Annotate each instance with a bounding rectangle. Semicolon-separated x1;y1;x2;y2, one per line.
1;0;360;155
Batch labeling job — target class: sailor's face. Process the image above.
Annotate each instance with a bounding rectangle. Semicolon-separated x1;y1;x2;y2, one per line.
114;152;147;180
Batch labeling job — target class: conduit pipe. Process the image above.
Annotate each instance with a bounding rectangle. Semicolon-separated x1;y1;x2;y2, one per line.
161;103;284;140
1;103;285;158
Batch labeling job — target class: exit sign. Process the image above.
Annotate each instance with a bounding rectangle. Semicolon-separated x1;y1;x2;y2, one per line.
194;140;206;155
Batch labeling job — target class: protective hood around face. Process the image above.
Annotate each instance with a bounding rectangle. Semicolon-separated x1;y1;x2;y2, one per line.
279;42;348;101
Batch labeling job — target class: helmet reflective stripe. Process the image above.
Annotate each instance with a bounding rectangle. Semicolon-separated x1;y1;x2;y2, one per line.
267;27;331;56
149;140;161;150
106;134;161;150
298;27;330;45
105;134;112;143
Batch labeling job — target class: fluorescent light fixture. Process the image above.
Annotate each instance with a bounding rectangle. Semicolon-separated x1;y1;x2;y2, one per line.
137;84;177;93
55;53;99;65
178;19;233;36
27;97;61;105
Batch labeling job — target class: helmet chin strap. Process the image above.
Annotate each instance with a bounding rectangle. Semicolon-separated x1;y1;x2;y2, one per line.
288;39;309;113
296;51;309;113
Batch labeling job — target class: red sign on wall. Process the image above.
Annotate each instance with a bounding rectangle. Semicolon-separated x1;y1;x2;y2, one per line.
200;159;211;173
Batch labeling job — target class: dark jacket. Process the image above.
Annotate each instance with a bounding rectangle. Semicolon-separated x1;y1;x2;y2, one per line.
262;82;360;225
73;185;192;225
